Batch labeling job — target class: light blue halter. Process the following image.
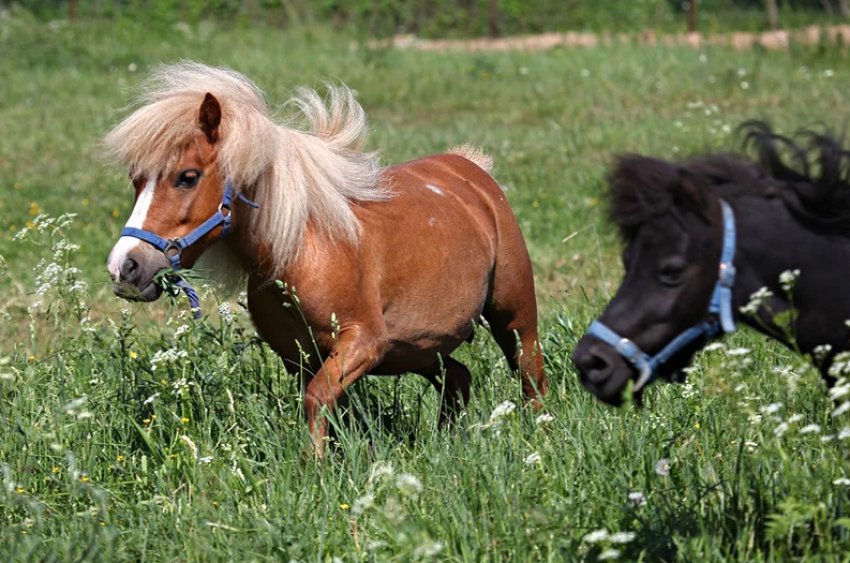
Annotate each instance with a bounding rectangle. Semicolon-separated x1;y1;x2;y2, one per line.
585;199;737;392
120;179;259;318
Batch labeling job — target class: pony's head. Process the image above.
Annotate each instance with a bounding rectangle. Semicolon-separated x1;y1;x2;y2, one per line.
104;63;277;301
572;155;732;404
104;62;385;305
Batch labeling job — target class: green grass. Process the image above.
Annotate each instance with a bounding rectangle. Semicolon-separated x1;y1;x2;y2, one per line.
2;16;850;561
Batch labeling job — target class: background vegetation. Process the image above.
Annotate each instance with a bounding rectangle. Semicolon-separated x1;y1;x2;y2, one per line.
7;0;850;36
2;5;850;561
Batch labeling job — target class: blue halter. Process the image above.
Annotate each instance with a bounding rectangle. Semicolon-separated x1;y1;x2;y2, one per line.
585;199;737;392
121;179;259;318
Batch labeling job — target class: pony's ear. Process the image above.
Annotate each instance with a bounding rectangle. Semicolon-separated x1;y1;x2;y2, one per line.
675;170;711;222
198;93;221;144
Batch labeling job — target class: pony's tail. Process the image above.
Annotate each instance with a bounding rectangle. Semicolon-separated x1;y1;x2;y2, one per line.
449;144;494;174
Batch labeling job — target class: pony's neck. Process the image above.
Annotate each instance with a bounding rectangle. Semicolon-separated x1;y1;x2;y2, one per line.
732;195;850;373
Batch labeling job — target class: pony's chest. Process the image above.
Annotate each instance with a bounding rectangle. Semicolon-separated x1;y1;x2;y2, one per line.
246;279;332;365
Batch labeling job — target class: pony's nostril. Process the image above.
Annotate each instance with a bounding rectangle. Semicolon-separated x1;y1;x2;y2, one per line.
588;353;609;373
120;257;140;283
581;350;613;384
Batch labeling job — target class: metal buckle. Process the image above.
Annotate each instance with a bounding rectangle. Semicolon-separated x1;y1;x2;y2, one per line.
164;240;181;259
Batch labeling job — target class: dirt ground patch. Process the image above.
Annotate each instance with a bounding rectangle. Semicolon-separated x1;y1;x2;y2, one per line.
372;24;850;52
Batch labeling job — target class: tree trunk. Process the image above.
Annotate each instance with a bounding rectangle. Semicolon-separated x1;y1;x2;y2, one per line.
765;0;779;29
68;0;78;22
488;0;499;38
820;0;835;16
839;0;850;17
687;0;698;33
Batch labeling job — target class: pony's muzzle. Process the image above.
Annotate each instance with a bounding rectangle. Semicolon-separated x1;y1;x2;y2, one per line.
108;244;169;302
572;336;634;406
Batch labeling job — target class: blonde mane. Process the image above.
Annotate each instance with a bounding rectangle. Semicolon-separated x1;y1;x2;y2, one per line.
103;61;388;276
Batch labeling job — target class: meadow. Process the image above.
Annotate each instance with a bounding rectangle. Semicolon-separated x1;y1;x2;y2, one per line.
3;13;850;561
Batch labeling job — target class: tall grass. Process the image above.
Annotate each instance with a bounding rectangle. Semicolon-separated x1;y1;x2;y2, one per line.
2;16;850;561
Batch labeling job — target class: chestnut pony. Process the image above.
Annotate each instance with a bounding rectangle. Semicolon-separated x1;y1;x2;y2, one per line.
104;63;547;454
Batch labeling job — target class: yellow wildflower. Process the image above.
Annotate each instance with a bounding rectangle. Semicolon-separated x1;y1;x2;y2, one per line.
339;503;350;511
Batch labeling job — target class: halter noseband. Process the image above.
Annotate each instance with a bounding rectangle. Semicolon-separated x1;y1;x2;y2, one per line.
120;179;259;318
585;199;737;392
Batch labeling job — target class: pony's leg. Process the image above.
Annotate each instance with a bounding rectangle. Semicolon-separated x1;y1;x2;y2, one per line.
415;356;472;425
303;326;386;458
484;304;548;403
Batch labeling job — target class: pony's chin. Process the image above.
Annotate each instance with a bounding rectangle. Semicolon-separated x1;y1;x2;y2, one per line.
112;281;162;302
580;371;632;406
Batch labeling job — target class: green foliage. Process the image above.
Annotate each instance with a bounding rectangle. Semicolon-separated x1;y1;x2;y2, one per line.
8;0;850;36
3;15;850;561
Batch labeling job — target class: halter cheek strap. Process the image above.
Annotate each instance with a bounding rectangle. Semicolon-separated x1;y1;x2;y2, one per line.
120;179;260;318
585;199;737;392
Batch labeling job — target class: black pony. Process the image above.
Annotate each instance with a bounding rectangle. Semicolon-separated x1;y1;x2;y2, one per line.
573;121;850;405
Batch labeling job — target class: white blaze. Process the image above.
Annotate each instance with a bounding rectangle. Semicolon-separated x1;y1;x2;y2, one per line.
107;177;156;281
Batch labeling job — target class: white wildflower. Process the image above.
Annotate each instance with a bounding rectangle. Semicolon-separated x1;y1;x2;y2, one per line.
352;493;375;516
627;491;647;507
413;540;444;558
774;422;790;437
489;400;516;424
833;477;850;486
813;344;832;363
218;302;234;325
779;269;800;291
535;413;554;425
150;348;189;372
832;402;850;418
523;452;542;465
654;458;670;476
395;473;422;497
759;402;782;415
143;392;160;406
727;348;751;357
787;413;804;424
704;342;726;352
599;548;621;560
368;461;394;483
799;423;821;434
582;528;609;543
838;427;850;439
740;287;773;316
610;531;636;544
62;396;87;413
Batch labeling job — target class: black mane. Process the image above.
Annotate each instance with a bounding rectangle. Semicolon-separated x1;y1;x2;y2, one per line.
607;121;850;239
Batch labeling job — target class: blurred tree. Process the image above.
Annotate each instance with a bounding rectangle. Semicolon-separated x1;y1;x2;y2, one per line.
765;0;779;28
687;0;698;31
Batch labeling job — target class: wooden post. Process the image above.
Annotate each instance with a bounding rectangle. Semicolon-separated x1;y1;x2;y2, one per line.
687;0;698;33
488;0;499;38
765;0;779;29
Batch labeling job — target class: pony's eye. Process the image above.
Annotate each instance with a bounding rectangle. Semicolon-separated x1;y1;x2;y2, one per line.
175;169;202;189
658;257;687;287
